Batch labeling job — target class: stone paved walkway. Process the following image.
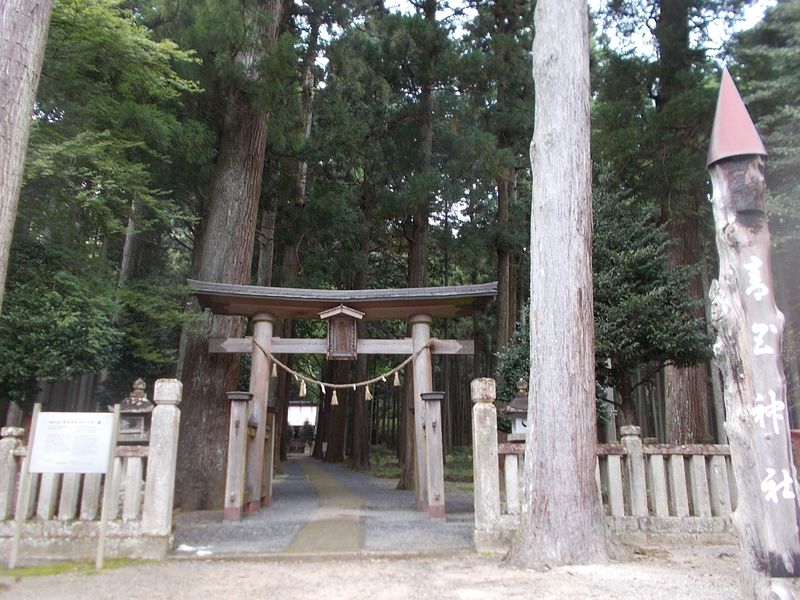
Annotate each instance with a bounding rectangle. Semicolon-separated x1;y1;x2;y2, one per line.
172;456;474;559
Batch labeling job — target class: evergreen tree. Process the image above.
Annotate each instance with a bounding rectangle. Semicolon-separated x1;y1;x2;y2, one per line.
593;189;711;426
728;0;800;419
2;0;204;408
496;189;711;428
592;0;754;442
460;0;533;350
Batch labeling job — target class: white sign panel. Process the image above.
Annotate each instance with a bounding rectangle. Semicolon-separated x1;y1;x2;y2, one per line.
29;412;115;474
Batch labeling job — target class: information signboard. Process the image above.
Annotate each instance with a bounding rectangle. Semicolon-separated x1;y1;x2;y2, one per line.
29;412;115;474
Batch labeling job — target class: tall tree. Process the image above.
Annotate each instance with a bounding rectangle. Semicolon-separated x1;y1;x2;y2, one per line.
652;0;712;445
175;0;284;510
462;0;533;351
593;190;711;427
595;0;753;442
507;0;608;567
1;0;204;416
729;0;800;423
495;190;712;434
0;0;54;312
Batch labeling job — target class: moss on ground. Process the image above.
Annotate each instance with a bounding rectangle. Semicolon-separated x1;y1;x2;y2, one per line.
0;557;150;578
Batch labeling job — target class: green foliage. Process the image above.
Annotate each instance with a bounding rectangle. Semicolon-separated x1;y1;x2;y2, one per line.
495;307;530;403
729;0;800;248
593;188;711;405
369;444;401;479
443;447;473;483
3;0;206;405
8;0;776;440
23;0;204;237
496;189;711;415
298;420;315;444
0;241;123;400
103;277;197;399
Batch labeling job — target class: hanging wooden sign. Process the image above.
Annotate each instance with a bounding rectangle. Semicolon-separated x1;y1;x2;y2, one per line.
318;304;364;360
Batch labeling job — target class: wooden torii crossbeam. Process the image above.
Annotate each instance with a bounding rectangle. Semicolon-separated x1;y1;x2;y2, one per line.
189;279;497;522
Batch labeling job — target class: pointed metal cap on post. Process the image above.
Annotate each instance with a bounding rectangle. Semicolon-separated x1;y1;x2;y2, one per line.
707;68;767;168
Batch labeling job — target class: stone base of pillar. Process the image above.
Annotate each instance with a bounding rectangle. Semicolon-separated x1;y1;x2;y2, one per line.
428;504;445;520
223;506;243;521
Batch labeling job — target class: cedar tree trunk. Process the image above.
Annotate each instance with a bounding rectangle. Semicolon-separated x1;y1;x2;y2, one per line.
0;0;53;312
175;0;283;510
506;0;609;568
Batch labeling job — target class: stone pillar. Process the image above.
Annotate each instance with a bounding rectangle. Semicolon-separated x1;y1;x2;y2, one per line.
620;425;648;517
409;314;433;511
0;427;23;519
142;379;182;535
223;391;251;521
421;392;445;520
471;378;501;549
247;313;274;512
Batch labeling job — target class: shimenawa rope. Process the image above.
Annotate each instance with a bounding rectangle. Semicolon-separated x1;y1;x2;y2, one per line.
252;337;434;391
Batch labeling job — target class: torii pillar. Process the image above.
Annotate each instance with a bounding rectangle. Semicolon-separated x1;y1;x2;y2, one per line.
246;312;275;512
409;314;445;519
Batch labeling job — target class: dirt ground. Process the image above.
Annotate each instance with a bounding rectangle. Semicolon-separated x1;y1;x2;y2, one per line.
0;543;743;599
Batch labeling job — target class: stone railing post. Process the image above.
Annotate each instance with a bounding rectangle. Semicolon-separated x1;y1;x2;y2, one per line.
142;379;182;535
0;427;24;519
472;378;501;533
620;425;648;517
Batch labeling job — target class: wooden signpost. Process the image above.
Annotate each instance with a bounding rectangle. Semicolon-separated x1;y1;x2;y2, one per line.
708;68;800;598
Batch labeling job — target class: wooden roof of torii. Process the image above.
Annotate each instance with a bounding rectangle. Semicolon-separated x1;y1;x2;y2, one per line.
188;279;498;320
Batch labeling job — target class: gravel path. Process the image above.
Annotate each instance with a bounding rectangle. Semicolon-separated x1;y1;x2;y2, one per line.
0;457;746;598
0;545;743;600
172;456;474;558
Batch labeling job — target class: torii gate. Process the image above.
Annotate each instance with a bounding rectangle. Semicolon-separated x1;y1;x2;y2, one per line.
189;279;496;521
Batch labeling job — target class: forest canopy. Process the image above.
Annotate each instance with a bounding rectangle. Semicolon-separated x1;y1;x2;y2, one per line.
1;0;797;489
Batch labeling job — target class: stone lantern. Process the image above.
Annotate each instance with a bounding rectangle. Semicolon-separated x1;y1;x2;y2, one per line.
117;378;154;444
504;379;529;441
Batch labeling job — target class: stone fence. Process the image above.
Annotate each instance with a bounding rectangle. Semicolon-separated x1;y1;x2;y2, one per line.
471;378;736;553
0;379;181;562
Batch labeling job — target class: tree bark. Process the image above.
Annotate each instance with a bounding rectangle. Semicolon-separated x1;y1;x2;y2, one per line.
271;219;305;468
709;155;800;598
506;0;609;568
0;0;54;313
773;254;800;427
256;203;276;287
654;0;712;444
398;0;436;491
496;177;512;350
663;201;712;443
294;17;319;207
324;361;349;463
350;321;371;470
350;210;372;470
175;0;283;510
397;364;416;489
118;197;142;289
